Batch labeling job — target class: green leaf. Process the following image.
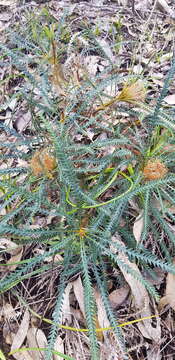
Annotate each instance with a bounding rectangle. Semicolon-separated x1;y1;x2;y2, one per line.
0;349;6;360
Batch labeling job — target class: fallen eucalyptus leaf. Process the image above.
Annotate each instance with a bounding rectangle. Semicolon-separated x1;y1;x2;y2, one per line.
164;94;175;105
111;235;161;341
158;258;175;311
54;335;64;360
27;327;47;360
11;310;30;354
73;276;85;318
109;285;130;309
133;210;144;243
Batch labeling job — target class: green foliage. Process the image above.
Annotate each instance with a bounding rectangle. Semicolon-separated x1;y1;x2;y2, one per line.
0;8;175;359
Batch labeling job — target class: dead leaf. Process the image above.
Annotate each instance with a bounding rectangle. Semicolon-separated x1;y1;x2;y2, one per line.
3;324;14;346
27;327;47;360
109;285;130;309
135;0;152;12
83;56;100;76
0;0;17;5
94;314;103;342
158;258;175;311
7;246;23;271
156;0;175;18
53;335;64;360
10;349;33;360
159;52;173;64
73;276;85;317
61;283;72;323
164;94;175;105
11;310;30;356
97;39;114;63
0;238;23;271
133;210;144;243
95;289;110;328
0;238;18;252
0;303;16;322
14;111;31;133
142;268;165;286
70;307;84;324
94;288;110;342
111;235;161;341
146;346;161;360
7;97;17;111
133;64;143;75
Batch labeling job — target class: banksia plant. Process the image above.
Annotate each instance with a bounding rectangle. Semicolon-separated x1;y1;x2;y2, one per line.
1;11;175;360
143;159;168;181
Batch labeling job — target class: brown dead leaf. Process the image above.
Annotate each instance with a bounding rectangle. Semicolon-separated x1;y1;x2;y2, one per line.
70;307;85;324
97;39;115;63
111;235;161;341
0;302;21;323
94;288;110;342
3;323;14;346
0;0;17;4
11;310;30;357
109;285;130;309
158;258;175;311
156;0;175;18
83;56;100;76
27;327;47;360
61;283;72;323
133;210;144;243
13;111;31;133
7;246;23;271
72;276;85;317
1;239;22;269
142;267;165;286
134;0;152;12
164;94;175;105
10;349;33;360
94;314;104;342
0;238;18;252
54;335;64;360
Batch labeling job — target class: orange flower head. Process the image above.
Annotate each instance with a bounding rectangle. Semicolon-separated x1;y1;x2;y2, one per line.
143;159;168;181
43;152;56;172
75;227;87;239
30;149;56;177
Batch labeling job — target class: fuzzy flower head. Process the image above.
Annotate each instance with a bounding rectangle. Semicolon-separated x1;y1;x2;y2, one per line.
30;149;56;178
143;159;168;181
116;80;146;104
